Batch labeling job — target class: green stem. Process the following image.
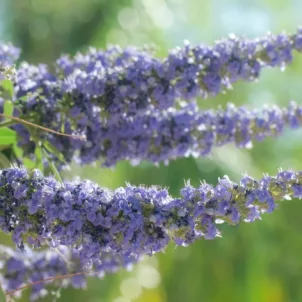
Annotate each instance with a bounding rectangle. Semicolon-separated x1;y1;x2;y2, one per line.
42;148;63;183
0;121;16;128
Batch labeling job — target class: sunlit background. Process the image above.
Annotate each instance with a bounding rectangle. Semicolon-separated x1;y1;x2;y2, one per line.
1;0;302;301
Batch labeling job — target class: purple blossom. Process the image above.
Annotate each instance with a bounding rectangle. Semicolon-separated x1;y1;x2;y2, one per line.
2;29;301;118
0;42;20;80
0;167;300;269
64;101;301;167
55;30;300;115
294;27;302;51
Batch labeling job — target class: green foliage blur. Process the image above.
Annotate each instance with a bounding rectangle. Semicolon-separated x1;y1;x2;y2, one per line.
1;0;302;301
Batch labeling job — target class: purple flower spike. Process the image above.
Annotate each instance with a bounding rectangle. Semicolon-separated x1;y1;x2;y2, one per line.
57;29;301;115
0;168;300;269
72;101;301;167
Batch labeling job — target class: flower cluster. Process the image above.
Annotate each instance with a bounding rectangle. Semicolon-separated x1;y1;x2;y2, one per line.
72;100;302;167
0;167;301;271
57;29;301;115
0;27;301;301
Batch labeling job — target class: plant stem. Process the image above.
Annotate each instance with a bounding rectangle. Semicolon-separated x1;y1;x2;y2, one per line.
0;113;86;141
42;148;63;183
0;120;16;128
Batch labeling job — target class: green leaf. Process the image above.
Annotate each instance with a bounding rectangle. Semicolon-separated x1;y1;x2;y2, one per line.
14;143;39;171
13;143;23;159
0;152;11;168
13;141;39;170
0;79;14;99
23;158;36;169
0;127;17;145
0;285;6;302
42;140;66;163
3;100;14;116
0;145;11;151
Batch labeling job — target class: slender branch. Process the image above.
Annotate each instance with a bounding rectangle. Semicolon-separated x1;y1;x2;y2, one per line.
0;113;86;141
5;270;93;297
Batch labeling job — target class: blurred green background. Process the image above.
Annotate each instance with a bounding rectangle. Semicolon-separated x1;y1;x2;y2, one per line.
1;0;302;301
